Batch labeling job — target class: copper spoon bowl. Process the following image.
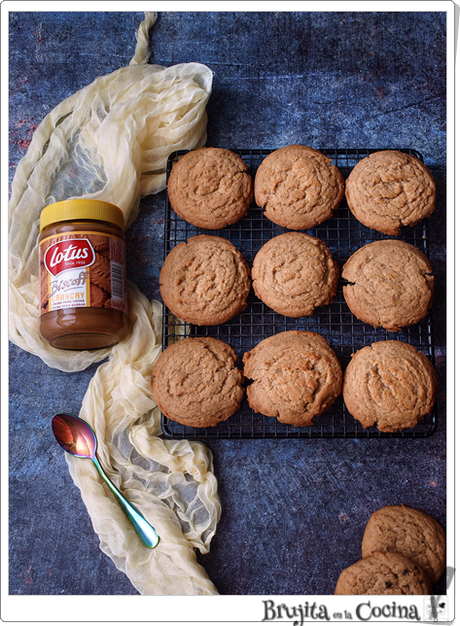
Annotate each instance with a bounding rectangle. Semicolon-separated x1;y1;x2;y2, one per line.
52;413;160;549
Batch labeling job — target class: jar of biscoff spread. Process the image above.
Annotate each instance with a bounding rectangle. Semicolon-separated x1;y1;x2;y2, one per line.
39;199;130;350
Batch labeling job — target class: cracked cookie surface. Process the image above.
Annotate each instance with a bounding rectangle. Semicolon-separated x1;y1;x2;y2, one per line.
151;336;244;428
335;551;432;595
345;150;436;235
343;340;437;432
160;235;251;325
254;144;344;230
252;232;339;317
342;240;434;331
243;331;342;427
168;147;253;229
362;505;446;584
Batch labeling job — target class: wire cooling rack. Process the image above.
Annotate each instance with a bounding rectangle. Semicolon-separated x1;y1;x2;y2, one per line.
160;148;436;440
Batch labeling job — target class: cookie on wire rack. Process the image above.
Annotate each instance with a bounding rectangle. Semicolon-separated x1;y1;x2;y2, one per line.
342;239;434;332
251;231;339;317
254;144;344;230
345;150;436;235
342;340;437;433
160;235;251;325
243;330;342;427
167;147;253;229
152;336;244;428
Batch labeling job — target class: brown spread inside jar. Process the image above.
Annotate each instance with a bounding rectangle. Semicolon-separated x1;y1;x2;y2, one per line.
39;199;130;350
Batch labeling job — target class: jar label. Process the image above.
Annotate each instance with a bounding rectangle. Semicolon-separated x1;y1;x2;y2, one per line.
39;231;128;315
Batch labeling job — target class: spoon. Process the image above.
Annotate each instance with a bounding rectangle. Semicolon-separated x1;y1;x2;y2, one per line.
52;413;160;549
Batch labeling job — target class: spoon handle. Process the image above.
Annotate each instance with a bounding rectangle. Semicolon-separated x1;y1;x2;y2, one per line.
92;456;160;549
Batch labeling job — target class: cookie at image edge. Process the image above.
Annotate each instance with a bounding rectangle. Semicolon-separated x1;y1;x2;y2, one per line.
362;504;446;584
342;340;437;432
160;235;251;325
243;330;342;427
151;336;244;428
345;150;436;235
167;147;253;229
335;551;432;595
254;144;344;230
251;232;339;317
342;239;434;332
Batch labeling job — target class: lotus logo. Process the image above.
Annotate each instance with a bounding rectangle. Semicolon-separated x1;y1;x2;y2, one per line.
44;239;95;277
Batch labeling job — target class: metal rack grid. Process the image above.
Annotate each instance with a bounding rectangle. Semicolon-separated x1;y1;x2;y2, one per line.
160;148;436;440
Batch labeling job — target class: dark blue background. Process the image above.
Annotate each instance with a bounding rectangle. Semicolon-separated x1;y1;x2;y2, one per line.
9;11;446;595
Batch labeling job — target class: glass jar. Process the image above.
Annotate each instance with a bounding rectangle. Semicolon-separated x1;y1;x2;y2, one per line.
39;199;130;350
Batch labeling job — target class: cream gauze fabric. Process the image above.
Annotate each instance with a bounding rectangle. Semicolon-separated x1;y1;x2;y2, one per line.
9;12;221;595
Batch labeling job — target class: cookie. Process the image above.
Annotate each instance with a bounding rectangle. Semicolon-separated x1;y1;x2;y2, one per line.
160;235;251;325
87;234;110;252
90;251;111;293
342;240;434;331
254;145;344;230
251;232;339;317
343;340;437;432
362;505;446;584
151;336;244;428
335;551;432;595
243;331;342;427
167;147;253;229
345;150;436;235
90;284;108;308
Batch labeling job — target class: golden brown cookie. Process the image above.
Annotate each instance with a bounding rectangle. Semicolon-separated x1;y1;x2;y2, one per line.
90;284;109;307
87;234;110;252
167;147;253;229
254;145;344;230
335;551;432;595
343;341;437;432
90;251;111;292
151;337;244;428
362;505;446;584
243;331;342;427
251;232;339;317
345;150;436;235
342;240;434;331
160;235;251;325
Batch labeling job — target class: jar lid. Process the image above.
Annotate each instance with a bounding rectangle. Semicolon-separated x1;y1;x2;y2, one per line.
40;199;125;232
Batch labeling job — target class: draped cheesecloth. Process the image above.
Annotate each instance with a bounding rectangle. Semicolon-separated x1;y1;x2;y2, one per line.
9;12;220;595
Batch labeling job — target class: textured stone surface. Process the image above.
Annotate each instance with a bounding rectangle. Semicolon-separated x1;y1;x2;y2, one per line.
9;11;447;596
